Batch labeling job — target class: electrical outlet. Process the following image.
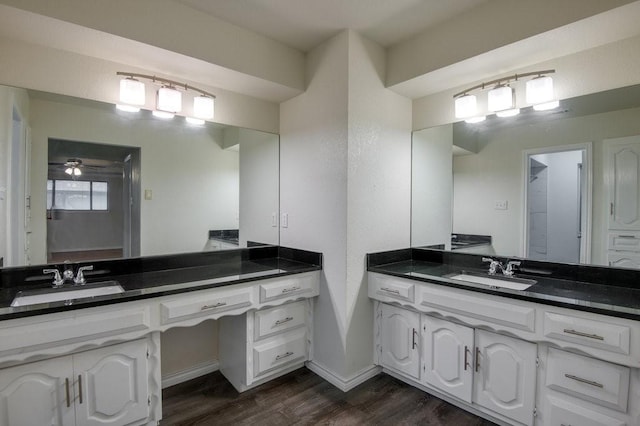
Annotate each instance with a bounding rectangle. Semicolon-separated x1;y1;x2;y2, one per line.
494;200;508;210
271;212;278;227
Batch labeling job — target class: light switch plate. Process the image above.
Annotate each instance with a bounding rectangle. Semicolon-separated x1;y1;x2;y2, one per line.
494;200;508;210
282;213;288;228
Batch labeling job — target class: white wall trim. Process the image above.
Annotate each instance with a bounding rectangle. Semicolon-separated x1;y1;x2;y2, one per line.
161;360;219;389
306;361;381;392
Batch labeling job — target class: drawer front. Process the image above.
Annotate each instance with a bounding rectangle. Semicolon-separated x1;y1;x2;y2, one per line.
543;312;631;355
254;301;307;341
545;395;627;426
0;306;150;355
608;232;640;252
160;288;253;324
369;274;415;303
418;285;536;332
253;329;307;379
259;273;317;303
545;348;630;412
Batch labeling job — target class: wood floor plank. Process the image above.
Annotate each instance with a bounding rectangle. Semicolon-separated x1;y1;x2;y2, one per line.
161;368;498;426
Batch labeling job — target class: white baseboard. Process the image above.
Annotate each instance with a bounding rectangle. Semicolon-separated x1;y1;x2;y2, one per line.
162;360;219;389
306;361;381;392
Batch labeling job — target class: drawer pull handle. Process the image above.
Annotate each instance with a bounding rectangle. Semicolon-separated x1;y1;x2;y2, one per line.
78;375;83;404
564;373;604;388
65;377;70;408
616;235;637;238
380;287;400;295
274;316;294;327
275;351;294;362
281;286;301;294
201;302;227;310
563;329;604;340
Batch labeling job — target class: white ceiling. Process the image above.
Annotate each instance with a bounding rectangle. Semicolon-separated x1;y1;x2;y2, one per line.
174;0;488;52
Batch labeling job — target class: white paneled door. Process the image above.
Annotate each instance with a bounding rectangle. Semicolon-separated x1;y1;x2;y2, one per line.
380;304;420;379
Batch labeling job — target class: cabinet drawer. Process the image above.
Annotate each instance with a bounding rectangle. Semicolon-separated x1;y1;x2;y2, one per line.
254;301;306;341
253;329;307;379
419;285;535;332
545;348;630;412
545;395;626;426
543;312;630;355
608;232;640;252
160;288;253;324
369;274;415;303
259;273;317;303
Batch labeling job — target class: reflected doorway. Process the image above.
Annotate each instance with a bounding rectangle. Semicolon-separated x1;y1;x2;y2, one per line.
524;144;591;264
47;139;141;263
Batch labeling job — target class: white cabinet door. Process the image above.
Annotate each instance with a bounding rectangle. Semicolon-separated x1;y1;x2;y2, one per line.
73;339;149;426
473;329;537;426
605;136;640;231
0;357;75;426
422;315;474;403
380;304;420;379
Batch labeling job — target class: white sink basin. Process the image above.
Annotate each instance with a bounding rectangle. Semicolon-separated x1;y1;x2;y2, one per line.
11;281;125;307
446;273;535;291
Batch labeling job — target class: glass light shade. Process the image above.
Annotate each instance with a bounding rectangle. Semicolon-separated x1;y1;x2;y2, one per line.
186;117;205;125
533;100;560;111
193;95;214;120
65;167;73;175
488;85;514;112
496;108;520;118
152;110;175;119
119;78;145;106
157;86;182;113
454;94;477;119
465;116;486;124
73;168;82;176
526;76;554;104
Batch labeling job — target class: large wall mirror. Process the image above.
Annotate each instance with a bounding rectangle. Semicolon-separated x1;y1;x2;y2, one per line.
0;84;279;269
412;84;640;269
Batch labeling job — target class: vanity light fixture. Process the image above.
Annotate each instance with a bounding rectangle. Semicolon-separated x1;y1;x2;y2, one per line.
117;77;145;112
453;69;557;123
116;72;216;122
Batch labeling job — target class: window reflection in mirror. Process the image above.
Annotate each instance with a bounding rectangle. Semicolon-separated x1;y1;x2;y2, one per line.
411;84;640;268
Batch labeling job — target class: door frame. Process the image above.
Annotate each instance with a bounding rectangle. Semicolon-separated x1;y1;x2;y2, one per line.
521;142;592;263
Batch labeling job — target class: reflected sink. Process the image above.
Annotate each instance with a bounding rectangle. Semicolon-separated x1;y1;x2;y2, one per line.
444;271;536;291
11;281;125;307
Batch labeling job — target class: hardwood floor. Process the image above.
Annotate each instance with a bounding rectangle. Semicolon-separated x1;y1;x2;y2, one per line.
161;368;498;425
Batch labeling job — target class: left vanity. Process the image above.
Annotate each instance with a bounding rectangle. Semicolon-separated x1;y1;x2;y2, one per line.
0;246;322;426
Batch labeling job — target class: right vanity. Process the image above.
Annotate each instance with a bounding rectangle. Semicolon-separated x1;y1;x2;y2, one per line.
367;248;640;426
372;83;640;426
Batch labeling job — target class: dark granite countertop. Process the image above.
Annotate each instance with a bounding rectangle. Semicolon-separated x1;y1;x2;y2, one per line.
0;246;322;321
367;248;640;321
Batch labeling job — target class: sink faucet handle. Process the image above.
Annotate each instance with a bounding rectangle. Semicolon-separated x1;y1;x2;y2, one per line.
482;257;502;275
74;265;94;285
504;260;522;276
43;268;64;287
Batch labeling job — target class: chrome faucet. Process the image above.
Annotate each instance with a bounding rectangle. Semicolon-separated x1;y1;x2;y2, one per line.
482;258;522;277
42;264;94;287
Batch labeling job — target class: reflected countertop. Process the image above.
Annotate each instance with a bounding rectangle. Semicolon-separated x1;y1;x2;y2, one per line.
367;248;640;321
0;246;322;321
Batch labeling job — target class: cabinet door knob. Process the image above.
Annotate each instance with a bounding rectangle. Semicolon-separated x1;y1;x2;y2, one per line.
475;347;481;372
464;346;470;371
